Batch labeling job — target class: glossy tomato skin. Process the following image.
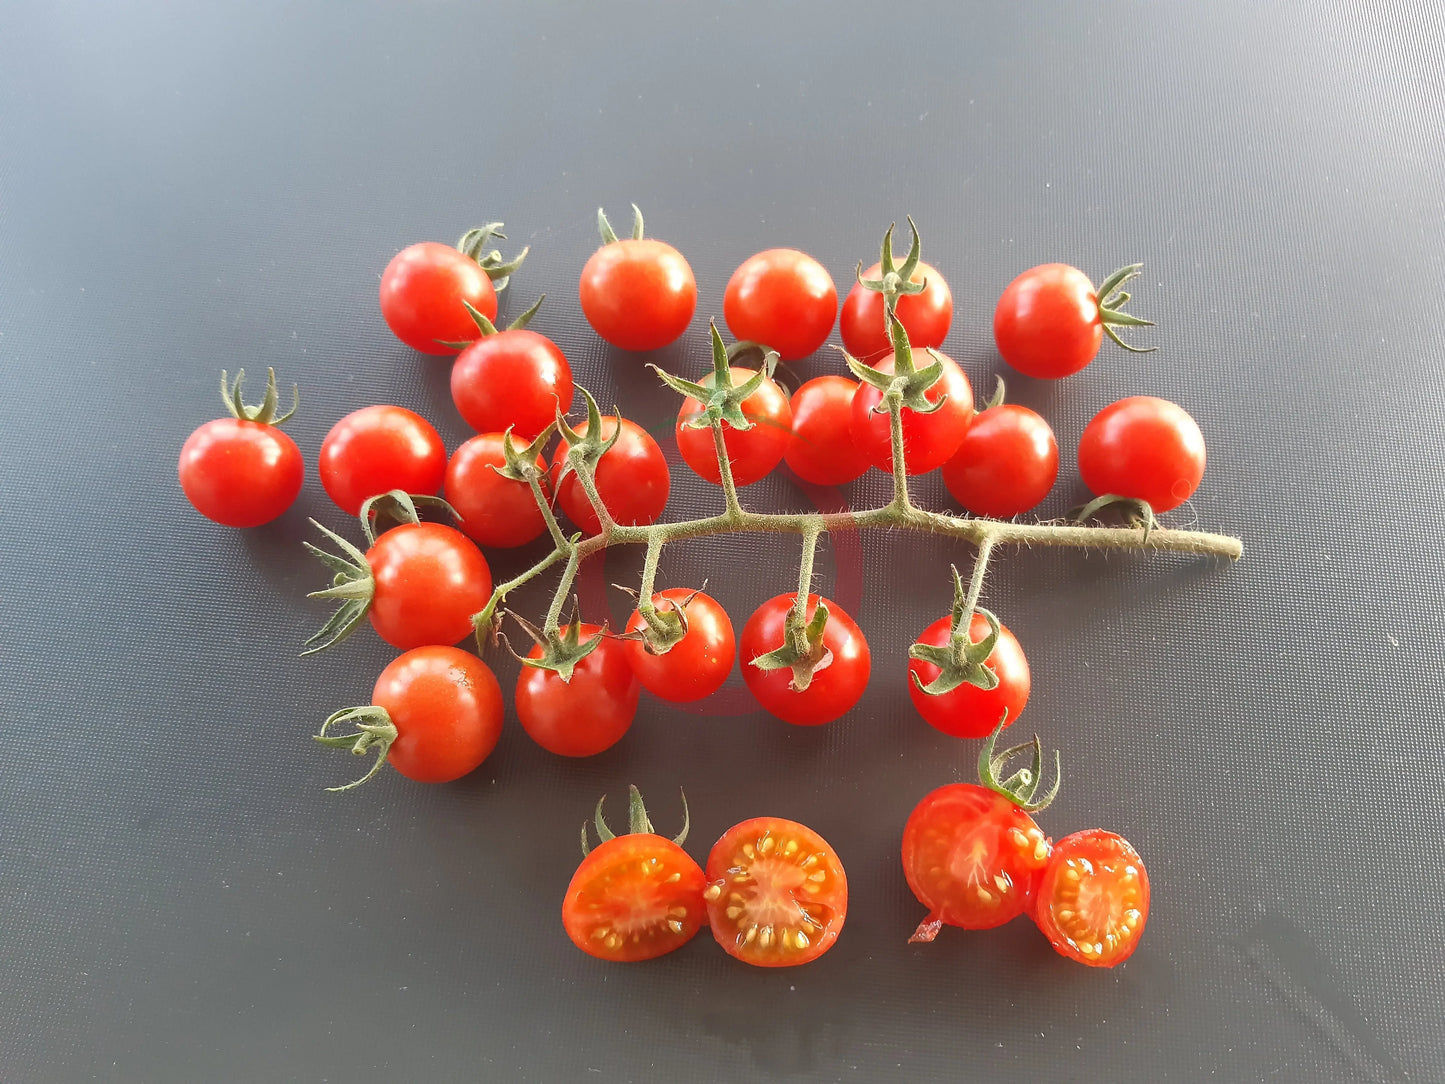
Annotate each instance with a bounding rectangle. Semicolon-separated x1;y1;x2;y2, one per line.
444;433;550;549
579;239;697;351
450;329;573;440
371;646;504;782
563;834;707;962
850;351;974;475
552;416;669;535
705;817;847;967
674;366;793;487
993;263;1102;379
379;242;497;356
1078;396;1206;513
783;376;871;486
902;783;1052;936
178;419;303;528
723;249;837;361
1032;830;1150;967
318;405;447;516
623;589;736;702
942;405;1058;518
741;594;870;726
516;625;641;757
365;523;493;650
840;260;953;362
908;613;1030;739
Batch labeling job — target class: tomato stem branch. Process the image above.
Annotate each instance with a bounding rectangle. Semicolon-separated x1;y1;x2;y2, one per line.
791;523;822;636
886;397;912;511
711;419;744;521
962;535;994;625
529;476;570;551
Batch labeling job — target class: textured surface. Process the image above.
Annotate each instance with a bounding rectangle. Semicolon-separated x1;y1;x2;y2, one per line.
2;2;1442;1081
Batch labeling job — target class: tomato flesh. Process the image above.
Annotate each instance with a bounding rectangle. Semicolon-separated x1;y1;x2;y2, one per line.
563;835;707;962
1033;830;1150;967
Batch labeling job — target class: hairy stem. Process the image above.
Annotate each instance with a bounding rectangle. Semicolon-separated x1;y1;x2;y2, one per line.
569;459;616;535
711;420;744;521
962;536;995;623
529;476;570;550
887;396;911;510
790;523;822;637
544;547;582;633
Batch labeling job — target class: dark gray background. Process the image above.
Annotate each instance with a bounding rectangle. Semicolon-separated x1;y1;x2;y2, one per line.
1;2;1441;1081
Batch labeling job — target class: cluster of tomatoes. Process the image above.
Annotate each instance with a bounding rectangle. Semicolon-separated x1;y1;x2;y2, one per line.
176;207;1199;971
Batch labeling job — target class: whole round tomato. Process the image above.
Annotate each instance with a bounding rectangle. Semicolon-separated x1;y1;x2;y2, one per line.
674;366;793;487
451;329;573;439
552;416;670;535
444;432;550;549
941;404;1058;518
1032;829;1150;967
741;594;870;726
564;833;707;962
902;783;1052;939
783;376;871;486
379;242;496;355
850;351;974;475
623;589;736;702
179;419;303;528
840;259;953;362
370;646;504;782
1078;396;1206;513
319;405;447;515
704;817;847;967
365;523;493;649
723;249;837;361
516;625;641;757
580;239;696;351
908;612;1030;739
992;263;1104;378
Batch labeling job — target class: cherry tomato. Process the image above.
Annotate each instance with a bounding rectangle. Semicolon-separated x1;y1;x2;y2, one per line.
908;612;1030;739
1078;396;1206;513
552;416;669;535
179;419;302;528
451;329;573;440
942;404;1058;518
623;589;736;703
444;433;550;549
902;783;1052;939
1033;830;1150;967
319;405;447;516
850;351;974;475
840;260;953;363
379;242;496;356
723;249;837;361
674;366;793;487
783;376;871;486
365;523;493;649
704;817;847;967
369;646;504;782
580;239;696;351
740;594;870;726
992;263;1105;378
564;833;707;962
516;625;641;757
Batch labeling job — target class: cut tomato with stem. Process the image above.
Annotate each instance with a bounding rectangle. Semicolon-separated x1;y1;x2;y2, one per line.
1032;829;1150;967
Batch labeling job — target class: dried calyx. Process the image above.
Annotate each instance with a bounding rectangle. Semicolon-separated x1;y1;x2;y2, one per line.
312;706;398;792
503;603;606;682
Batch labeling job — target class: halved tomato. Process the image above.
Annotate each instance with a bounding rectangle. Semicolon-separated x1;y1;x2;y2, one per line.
1032;829;1150;967
563;834;707;963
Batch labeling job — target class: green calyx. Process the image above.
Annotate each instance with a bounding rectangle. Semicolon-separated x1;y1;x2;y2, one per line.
982;375;1007;412
581;784;690;856
492;423;559;485
553;387;620;488
1071;493;1158;541
313;706;398;792
597;203;645;245
358;488;462;545
977;717;1061;813
301;520;375;656
220;368;298;426
844;310;947;416
750;597;834;692
456;222;529;290
856;216;928;315
908;565;1001;696
614;584;701;655
653;322;780;431
437;294;545;350
1093;263;1157;354
505;606;606;682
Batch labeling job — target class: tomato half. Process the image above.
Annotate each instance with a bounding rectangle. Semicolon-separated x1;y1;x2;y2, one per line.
993;263;1103;379
379;241;497;355
580;239;697;351
552;416;670;535
366;523;493;649
1033;830;1150;967
515;625;641;757
782;375;871;486
740;594;870;726
674;366;793;487
1077;396;1206;513
623;589;736;702
370;646;504;782
839;259;953;363
704;817;847;967
908;612;1030;739
318;405;447;516
179;418;303;528
450;329;574;440
723;249;837;361
850;351;974;475
941;404;1058;518
443;432;550;549
563;834;708;962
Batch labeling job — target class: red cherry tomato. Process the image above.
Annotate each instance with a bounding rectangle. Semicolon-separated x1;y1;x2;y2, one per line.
179;418;303;528
444;433;550;549
723;249;837;361
908;612;1030;739
623;589;736;703
515;625;641;757
941;404;1058;518
379;242;496;356
318;405;447;516
674;366;793;487
369;646;504;782
740;594;870;726
551;416;669;535
564;833;707;962
993;263;1103;379
1033;830;1150;967
1078;396;1205;513
902;783;1052;939
704;817;847;967
580;239;696;351
451;329;573;440
850;351;974;475
365;523;493;649
783;376;871;486
840;259;953;363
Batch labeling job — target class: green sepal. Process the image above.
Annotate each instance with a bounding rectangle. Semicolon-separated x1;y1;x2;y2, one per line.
976;717;1061;813
612;583;699;655
220;367;298;427
843;310;946;416
654;322;778;431
439;293;546;349
313;705;398;792
456;222;529;290
491;423;558;485
749;596;834;692
553;387;621;487
358;489;462;545
983;375;1007;412
505;607;606;683
1070;493;1158;540
581;785;689;856
301;520;375;655
1093;263;1157;354
907;566;1005;696
856;216;928;309
596;204;645;246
